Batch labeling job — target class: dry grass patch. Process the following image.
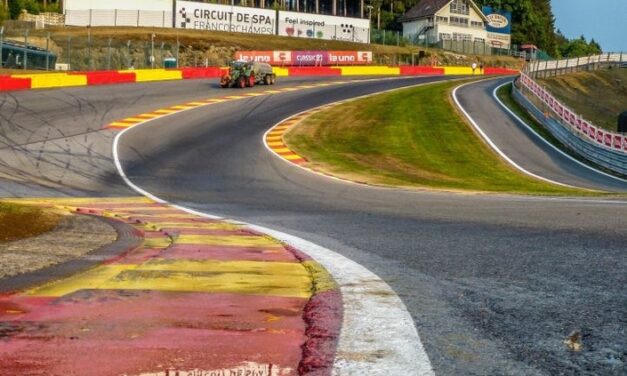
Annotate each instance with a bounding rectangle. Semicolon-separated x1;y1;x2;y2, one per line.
0;202;62;243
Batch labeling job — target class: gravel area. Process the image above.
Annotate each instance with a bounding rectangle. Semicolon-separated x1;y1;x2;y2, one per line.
0;214;117;279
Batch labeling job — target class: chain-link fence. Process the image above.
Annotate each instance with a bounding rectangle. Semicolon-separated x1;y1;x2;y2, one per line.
1;25;235;71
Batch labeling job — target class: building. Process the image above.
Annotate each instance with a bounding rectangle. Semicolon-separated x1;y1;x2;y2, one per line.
400;0;489;46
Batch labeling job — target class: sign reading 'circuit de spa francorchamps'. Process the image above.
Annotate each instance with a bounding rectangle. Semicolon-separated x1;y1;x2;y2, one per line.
176;1;276;34
175;1;370;43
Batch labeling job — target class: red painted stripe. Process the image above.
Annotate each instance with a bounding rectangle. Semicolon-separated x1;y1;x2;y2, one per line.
0;76;32;91
72;71;137;85
399;66;445;75
288;67;342;76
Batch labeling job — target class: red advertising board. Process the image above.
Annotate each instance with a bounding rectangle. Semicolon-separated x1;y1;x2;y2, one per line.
234;51;373;65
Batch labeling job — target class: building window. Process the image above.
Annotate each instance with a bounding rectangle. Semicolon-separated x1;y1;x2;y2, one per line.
474;38;485;43
450;0;469;15
453;33;472;41
450;16;469;27
471;21;484;28
439;33;452;40
436;16;448;23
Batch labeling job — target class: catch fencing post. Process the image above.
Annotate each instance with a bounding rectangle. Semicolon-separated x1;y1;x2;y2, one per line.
45;32;50;71
0;26;4;68
24;29;29;70
67;35;72;70
176;33;179;68
107;38;112;70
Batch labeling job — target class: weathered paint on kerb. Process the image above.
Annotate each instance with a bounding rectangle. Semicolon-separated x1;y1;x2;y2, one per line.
0;197;340;375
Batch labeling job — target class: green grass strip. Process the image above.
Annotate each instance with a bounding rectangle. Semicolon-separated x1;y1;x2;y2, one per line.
285;80;599;195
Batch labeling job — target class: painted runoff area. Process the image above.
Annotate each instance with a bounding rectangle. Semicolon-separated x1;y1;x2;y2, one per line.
0;78;434;374
0;65;518;92
0;196;338;375
109;77;435;375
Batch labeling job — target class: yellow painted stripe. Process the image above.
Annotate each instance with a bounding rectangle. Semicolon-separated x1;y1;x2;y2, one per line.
266;136;282;141
187;102;207;106
154;109;177;114
267;142;284;147
108;122;134;128
245;92;265;97
284;154;305;161
264;90;282;94
177;235;283;248
27;261;311;298
273;147;292;153
225;95;246;99
170;105;194;110
122;117;149;123
146;222;243;231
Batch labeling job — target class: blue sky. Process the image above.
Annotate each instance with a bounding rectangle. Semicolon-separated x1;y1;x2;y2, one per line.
551;0;627;52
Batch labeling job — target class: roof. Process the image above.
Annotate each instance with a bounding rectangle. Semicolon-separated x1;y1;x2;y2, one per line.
400;0;451;22
400;0;489;23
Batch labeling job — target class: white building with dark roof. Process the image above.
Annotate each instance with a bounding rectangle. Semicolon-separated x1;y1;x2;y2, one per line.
400;0;490;45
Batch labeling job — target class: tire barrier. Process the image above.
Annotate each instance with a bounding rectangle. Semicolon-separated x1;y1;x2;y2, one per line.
0;66;519;92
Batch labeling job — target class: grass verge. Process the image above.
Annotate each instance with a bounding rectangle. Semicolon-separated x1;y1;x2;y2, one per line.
0;202;62;243
284;80;599;195
537;69;627;131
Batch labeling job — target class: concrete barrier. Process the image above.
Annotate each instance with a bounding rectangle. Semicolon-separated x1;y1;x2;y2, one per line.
0;76;32;91
123;69;183;82
12;73;88;89
0;65;518;92
339;66;401;75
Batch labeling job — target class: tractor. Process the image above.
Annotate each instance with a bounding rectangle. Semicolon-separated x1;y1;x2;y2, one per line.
220;61;276;88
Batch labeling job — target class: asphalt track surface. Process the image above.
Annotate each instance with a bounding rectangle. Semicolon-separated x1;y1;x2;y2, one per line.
2;76;627;375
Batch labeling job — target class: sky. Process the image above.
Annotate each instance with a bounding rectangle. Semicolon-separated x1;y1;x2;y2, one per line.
551;0;627;52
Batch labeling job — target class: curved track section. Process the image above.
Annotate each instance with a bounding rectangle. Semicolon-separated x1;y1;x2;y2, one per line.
2;77;626;375
115;78;627;374
454;78;627;191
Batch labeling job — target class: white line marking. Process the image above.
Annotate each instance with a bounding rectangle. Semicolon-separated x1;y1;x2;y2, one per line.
491;81;627;184
111;77;435;375
452;80;583;189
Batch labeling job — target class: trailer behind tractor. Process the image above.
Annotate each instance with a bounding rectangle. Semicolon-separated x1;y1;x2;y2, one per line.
220;61;276;88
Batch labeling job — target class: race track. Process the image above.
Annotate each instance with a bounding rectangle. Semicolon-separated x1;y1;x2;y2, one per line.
2;76;626;375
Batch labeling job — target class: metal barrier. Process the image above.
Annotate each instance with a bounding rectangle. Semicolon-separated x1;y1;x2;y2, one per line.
512;79;627;176
525;53;625;78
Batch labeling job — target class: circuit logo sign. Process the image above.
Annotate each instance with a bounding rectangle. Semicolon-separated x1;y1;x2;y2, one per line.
176;1;275;35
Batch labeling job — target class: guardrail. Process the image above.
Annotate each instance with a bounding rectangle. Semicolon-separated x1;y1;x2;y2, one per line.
514;72;626;175
525;53;625;78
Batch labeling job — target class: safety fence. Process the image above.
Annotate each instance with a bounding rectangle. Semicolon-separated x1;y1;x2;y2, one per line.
515;73;627;175
0;65;518;92
65;10;173;28
525;53;625;78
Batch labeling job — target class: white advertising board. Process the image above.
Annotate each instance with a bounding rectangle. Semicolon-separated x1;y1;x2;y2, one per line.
64;0;172;12
277;11;370;43
176;1;275;35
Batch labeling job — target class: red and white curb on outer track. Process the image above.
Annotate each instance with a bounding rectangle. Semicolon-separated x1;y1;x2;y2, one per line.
111;78;435;375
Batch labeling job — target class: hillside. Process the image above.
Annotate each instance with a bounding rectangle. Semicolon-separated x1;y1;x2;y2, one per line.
2;26;522;71
537;69;627;132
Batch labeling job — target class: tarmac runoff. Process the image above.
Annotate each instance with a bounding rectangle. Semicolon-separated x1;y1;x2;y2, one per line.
0;197;341;375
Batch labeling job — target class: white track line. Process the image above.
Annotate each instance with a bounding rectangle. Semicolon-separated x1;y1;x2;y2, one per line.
491;81;627;184
451;80;581;189
111;78;435;375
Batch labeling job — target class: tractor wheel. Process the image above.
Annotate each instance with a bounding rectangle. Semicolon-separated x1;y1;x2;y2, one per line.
220;81;229;88
264;74;271;85
237;77;246;89
247;74;255;87
271;75;276;85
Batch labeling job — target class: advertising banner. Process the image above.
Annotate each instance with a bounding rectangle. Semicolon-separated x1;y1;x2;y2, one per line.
482;6;512;49
176;1;275;35
234;51;373;66
277;11;370;43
